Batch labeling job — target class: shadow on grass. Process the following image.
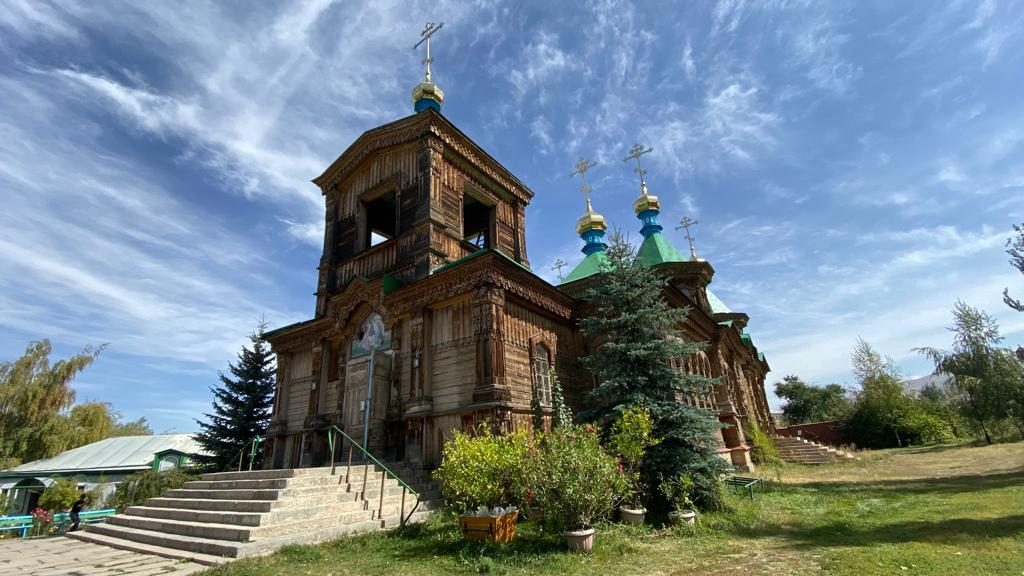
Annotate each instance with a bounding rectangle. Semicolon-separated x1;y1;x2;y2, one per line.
378;516;588;568
789;468;1024;497
733;514;1024;549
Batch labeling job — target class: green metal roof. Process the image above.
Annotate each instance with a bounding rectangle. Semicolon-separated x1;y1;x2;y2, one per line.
637;232;685;266
561;250;608;284
706;289;731;314
0;435;202;476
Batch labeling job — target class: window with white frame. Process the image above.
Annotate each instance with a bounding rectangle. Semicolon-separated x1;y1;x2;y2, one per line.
533;344;552;406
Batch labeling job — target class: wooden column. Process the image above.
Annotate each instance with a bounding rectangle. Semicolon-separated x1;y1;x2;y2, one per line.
472;285;511;404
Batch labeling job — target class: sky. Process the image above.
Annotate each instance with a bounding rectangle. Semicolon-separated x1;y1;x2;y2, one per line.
2;0;1023;433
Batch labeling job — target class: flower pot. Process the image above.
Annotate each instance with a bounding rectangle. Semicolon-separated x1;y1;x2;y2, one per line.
459;510;518;543
669;510;697;525
563;527;595;552
619;506;646;525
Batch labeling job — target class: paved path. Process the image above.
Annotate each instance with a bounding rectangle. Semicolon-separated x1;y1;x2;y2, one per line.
0;536;208;576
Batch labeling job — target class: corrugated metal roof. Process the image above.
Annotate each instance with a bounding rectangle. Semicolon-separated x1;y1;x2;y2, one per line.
1;434;202;475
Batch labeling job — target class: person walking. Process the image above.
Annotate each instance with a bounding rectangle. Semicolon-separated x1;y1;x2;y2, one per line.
68;494;87;532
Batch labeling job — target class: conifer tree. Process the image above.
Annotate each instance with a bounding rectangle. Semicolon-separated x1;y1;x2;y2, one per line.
549;367;573;429
579;233;726;507
194;323;276;470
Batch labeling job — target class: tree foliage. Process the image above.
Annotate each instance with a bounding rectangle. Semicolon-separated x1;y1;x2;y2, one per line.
579;233;726;508
916;301;1024;443
0;340;126;468
842;339;953;448
773;375;851;425
1004;223;1024;312
38;478;83;513
113;468;196;511
193;323;276;471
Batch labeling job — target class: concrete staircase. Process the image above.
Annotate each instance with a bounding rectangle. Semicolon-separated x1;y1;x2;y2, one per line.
775;436;856;465
67;463;442;566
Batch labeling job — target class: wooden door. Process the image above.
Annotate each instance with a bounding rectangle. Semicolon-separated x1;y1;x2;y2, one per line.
344;360;369;445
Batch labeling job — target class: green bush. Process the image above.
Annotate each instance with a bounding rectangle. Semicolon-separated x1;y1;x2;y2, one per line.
38;478;83;512
745;418;781;466
113;468;196;511
658;473;696;513
536;425;628;531
607;406;659;509
434;427;531;513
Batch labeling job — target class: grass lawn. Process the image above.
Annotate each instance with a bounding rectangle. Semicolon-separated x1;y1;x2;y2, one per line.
202;441;1024;576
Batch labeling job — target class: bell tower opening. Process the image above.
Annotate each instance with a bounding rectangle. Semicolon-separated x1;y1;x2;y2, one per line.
462;191;494;252
363;189;398;248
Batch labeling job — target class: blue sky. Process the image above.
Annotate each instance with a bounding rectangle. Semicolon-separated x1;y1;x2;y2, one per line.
2;1;1023;433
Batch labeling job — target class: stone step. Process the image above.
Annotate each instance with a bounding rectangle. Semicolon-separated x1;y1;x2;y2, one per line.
108;514;255;542
66;530;230;566
85;522;247;558
188;469;388;491
200;466;335;482
145;497;278;513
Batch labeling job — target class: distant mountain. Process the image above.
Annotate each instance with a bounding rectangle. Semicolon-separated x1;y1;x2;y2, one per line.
903;373;953;395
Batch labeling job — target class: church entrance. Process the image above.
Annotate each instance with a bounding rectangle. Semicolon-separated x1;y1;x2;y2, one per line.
343;350;392;453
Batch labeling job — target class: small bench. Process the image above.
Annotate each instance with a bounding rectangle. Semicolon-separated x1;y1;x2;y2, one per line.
53;509;116;534
723;476;763;500
0;515;34;538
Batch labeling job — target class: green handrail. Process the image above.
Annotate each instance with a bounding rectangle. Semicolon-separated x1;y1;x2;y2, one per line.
235;436;264;472
327;425;420;526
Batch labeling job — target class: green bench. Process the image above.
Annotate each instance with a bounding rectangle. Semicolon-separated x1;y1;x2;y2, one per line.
53;509;116;534
723;476;763;500
0;515;34;538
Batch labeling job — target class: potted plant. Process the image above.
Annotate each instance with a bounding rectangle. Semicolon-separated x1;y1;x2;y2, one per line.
608;406;660;525
434;427;530;542
536;425;628;552
659;473;697;526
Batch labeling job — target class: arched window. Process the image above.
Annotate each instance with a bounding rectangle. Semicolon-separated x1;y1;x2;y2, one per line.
533;344;552;406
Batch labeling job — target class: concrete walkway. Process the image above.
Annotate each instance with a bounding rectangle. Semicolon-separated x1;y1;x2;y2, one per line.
0;536;208;576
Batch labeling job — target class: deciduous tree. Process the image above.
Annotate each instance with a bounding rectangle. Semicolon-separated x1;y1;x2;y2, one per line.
773;375;851;425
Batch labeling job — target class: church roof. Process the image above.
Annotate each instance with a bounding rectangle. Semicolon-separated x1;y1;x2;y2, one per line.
706;289;731;314
637;232;686;266
561;250;607;284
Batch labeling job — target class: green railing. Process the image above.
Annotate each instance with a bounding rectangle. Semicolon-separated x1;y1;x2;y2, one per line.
326;425;420;526
236;436;264;472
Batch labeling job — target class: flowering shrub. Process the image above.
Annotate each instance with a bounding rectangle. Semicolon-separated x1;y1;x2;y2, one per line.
535;425;628;531
31;507;55;537
434;427;531;513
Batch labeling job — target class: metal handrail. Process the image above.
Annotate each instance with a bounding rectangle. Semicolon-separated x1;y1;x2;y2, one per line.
326;425;420;526
235;436;264;472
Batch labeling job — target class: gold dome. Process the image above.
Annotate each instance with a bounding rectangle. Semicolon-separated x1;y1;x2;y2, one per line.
576;208;608;235
412;81;445;107
633;192;661;214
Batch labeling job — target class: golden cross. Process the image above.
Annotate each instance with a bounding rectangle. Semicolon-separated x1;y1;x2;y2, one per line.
623;143;653;194
413;22;445;83
569;157;598;211
676;217;699;260
552;259;568;282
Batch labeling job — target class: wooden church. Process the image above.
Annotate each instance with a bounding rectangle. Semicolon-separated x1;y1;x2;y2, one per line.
262;26;774;472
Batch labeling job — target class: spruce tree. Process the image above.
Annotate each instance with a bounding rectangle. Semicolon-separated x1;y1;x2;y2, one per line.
194;323;276;470
579;233;726;508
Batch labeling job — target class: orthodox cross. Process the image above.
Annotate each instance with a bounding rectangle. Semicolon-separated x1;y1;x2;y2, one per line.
570;157;598;211
413;21;444;83
623;143;653;193
676;216;700;260
552;259;568;281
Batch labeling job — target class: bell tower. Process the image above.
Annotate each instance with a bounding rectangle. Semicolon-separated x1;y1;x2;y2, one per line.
309;25;532;318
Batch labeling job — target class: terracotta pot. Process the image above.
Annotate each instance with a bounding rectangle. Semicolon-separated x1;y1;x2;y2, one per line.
669;510;697;525
563;527;595;552
619;506;646;525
